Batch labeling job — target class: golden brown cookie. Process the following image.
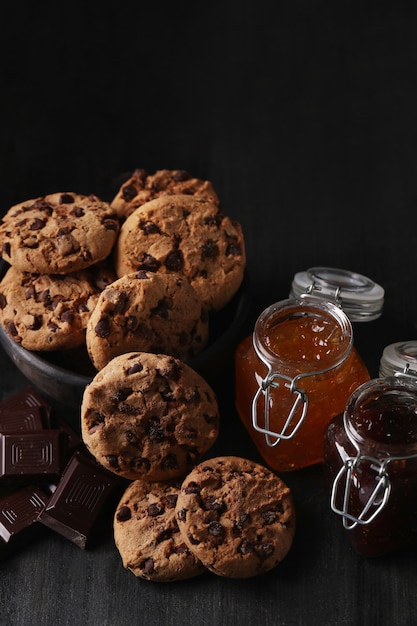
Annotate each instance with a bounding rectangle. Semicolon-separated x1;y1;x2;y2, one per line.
81;352;219;481
0;192;119;274
114;479;206;582
0;262;116;351
86;270;209;371
114;194;245;311
111;168;219;220
175;456;296;579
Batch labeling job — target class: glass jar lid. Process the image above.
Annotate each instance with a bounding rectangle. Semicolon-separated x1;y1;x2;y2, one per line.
290;267;384;322
379;341;417;378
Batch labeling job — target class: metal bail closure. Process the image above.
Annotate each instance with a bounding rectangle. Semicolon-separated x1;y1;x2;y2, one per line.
252;372;308;447
330;455;391;529
290;266;385;322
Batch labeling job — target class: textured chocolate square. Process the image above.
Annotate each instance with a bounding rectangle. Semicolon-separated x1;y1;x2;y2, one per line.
38;451;120;548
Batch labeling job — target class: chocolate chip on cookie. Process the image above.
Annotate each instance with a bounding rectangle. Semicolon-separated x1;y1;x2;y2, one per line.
0;192;119;274
114;194;246;311
175;456;296;578
114;479;206;581
86;271;209;370
111;168;219;220
81;352;220;481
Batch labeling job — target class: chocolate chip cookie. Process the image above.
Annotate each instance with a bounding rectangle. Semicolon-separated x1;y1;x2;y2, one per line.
86;270;208;371
111;168;219;220
0;263;115;351
114;194;246;311
175;456;296;578
0;192;119;274
114;479;206;581
81;352;219;481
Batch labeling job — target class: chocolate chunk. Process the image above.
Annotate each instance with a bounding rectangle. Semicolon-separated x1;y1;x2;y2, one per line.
238;539;254;555
127;361;144;375
151;298;169;319
261;510;278;524
103;218;119;231
95;317;111;338
202;496;226;513
116;505;131;522
172;170;191;182
59;193;75;204
0;485;50;550
140;220;161;235
146;418;165;442
38;451;120;548
0;407;44;432
141;557;155;575
0;430;66;481
0;387;52;426
156;527;172;543
140;254;161;272
208;521;224;537
130;457;151;473
5;321;18;338
148;502;164;517
201;239;219;259
122;184;138;202
164;250;183;271
257;542;275;560
71;206;85;218
184;481;201;495
30;218;45;231
2;242;11;257
226;241;242;256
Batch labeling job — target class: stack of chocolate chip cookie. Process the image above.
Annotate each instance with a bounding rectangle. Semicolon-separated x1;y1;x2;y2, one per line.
0;169;246;370
112;453;296;582
0;192;119;352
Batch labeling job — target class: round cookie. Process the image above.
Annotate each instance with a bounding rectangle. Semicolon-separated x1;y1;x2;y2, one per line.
86;270;209;371
114;479;206;582
114;194;246;311
111;168;219;220
0;192;119;274
175;456;296;579
0;262;116;351
81;351;219;481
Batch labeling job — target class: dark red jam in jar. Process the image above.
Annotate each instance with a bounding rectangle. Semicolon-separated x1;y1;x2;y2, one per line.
324;375;417;557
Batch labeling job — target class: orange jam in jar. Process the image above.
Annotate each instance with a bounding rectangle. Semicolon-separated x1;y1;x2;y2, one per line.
235;295;370;472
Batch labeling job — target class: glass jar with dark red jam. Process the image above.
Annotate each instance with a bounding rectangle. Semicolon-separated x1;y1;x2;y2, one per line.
379;341;417;378
235;294;370;472
324;375;417;557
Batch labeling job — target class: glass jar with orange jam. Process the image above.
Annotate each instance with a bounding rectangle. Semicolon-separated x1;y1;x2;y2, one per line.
235;268;384;472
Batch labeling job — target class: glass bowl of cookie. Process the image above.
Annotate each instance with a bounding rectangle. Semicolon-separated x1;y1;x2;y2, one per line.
0;180;250;407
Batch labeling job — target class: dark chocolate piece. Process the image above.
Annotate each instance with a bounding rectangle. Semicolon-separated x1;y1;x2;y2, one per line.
38;451;120;548
0;430;66;481
0;387;51;427
0;485;50;553
0;407;45;433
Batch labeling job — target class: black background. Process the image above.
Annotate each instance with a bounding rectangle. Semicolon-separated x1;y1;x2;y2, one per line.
1;3;417;625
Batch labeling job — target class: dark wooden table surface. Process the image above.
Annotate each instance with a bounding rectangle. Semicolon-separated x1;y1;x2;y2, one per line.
2;3;417;625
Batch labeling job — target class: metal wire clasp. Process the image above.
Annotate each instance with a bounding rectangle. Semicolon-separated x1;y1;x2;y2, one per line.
306;280;342;305
252;371;309;447
330;411;417;529
330;456;391;529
